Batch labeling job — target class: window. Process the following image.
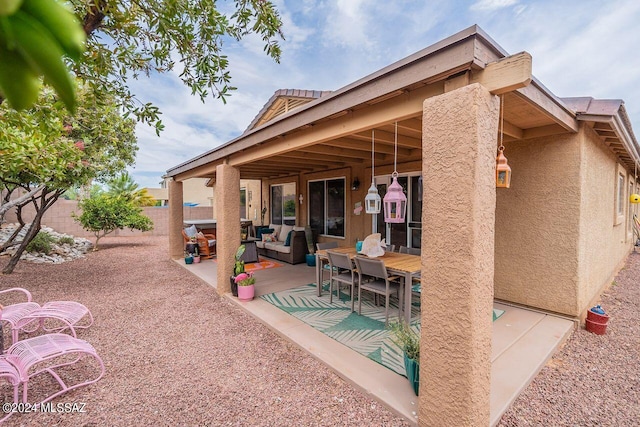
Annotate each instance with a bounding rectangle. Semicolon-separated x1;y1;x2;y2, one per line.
270;183;296;225
617;173;625;216
309;178;345;237
240;188;246;219
629;179;635;234
615;167;626;226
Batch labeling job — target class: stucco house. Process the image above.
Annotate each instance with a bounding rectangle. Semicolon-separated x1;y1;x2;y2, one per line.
164;25;639;426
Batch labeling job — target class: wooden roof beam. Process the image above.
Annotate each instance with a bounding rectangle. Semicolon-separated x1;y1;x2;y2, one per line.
325;137;413;157
300;144;390;161
352;130;422;149
471;52;532;95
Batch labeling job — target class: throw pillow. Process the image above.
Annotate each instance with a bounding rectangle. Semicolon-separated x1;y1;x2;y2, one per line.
262;233;277;243
184;224;198;238
284;230;293;247
196;231;205;239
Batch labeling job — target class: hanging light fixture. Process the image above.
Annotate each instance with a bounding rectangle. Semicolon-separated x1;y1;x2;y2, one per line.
365;130;381;214
496;95;512;188
383;122;407;223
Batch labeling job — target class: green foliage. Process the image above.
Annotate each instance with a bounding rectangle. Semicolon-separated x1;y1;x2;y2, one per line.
25;230;56;254
234;244;246;275
389;322;420;361
57;236;75;245
107;172;156;207
68;0;284;133
74;193;153;248
0;84;137;192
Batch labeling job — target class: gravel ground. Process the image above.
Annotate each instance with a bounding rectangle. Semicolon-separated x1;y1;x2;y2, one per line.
1;235;638;426
499;252;640;426
0;236;409;426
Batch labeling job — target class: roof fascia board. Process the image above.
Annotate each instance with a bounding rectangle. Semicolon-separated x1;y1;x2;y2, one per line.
167;26;490;177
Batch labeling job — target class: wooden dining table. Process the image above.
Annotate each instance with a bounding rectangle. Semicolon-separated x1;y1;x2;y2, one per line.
315;247;421;323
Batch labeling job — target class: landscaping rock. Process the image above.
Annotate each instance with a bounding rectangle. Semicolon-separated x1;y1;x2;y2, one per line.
0;223;93;263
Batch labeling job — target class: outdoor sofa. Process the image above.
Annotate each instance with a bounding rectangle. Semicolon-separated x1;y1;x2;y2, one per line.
254;224;308;264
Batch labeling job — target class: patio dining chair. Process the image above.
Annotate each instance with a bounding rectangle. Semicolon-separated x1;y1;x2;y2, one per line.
317;242;339;285
326;250;357;311
399;246;421;255
0;288;94;348
353;256;403;326
0;333;104;423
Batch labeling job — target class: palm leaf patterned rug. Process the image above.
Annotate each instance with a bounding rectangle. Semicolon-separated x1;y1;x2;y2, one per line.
261;283;505;377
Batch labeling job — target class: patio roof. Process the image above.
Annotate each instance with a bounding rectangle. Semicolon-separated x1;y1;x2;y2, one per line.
166;25;639;182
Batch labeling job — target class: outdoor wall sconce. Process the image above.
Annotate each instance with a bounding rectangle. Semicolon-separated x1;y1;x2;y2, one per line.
365;130;381;214
299;194;303;205
351;177;360;191
383;122;407;223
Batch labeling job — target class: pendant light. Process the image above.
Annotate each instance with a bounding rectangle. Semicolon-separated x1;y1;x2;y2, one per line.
365;130;382;214
383;122;407;223
496;95;512;188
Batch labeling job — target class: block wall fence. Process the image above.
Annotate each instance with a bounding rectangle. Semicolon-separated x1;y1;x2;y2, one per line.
3;200;214;238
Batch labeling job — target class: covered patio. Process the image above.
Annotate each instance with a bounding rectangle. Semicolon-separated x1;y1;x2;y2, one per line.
180;257;574;426
166;25;639;426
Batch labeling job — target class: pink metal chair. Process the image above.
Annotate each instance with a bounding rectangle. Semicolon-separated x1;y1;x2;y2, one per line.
0;288;94;347
0;333;104;423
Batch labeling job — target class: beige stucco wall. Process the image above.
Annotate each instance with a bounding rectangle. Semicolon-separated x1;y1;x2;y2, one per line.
494;132;582;315
495;124;634;317
576;124;633;315
183;178;214;206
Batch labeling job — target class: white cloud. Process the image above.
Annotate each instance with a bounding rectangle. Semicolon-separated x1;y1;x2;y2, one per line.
470;0;519;12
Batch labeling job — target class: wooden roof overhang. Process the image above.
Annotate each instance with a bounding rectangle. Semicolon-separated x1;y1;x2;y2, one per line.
166;25;636;184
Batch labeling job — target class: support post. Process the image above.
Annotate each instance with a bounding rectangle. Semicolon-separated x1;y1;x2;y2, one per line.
216;164;241;295
168;179;184;259
419;83;499;426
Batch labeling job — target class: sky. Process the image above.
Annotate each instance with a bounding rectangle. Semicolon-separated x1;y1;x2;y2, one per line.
126;0;640;189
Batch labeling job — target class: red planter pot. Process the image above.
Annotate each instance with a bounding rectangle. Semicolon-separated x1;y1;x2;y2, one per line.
585;318;608;335
587;309;609;324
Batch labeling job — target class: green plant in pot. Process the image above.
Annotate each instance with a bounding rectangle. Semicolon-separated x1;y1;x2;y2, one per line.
230;244;246;297
390;321;420;395
234;272;256;301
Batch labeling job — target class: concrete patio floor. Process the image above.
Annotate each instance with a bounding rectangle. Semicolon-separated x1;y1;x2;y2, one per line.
179;256;576;426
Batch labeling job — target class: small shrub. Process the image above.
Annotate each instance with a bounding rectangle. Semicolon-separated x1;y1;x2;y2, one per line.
57;236;75;245
26;231;56;254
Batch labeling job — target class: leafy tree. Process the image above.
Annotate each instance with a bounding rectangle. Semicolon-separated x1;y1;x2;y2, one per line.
107;172;156;207
0;1;284;130
74;0;284;134
74;193;153;250
0;84;137;273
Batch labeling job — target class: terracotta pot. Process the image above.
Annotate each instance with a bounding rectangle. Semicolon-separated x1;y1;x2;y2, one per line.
587;309;609;324
237;284;255;302
585;318;608;335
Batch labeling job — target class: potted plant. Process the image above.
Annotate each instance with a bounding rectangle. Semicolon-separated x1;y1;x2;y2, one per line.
234;272;256;301
191;246;200;263
390;321;420;395
230;244;246;297
184;251;194;265
304;225;316;267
